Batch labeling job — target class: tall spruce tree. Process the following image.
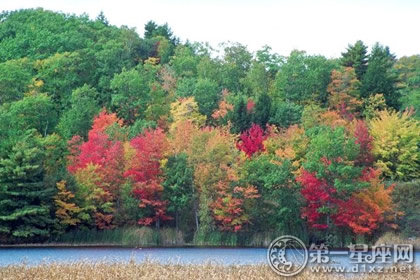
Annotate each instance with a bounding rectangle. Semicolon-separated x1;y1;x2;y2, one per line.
0;131;54;242
341;40;368;80
253;93;271;128
230;97;252;133
361;43;400;109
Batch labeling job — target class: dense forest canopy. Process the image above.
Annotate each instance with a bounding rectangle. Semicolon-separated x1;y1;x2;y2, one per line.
0;9;418;245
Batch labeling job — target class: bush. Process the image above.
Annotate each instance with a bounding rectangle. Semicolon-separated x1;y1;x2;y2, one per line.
392;180;420;236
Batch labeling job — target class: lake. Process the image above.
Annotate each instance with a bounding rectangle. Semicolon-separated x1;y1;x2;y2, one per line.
0;247;419;267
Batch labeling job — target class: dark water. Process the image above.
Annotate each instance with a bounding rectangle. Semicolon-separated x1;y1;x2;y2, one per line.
0;247;418;267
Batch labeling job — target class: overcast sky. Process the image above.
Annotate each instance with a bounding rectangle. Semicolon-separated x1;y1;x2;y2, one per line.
2;0;419;58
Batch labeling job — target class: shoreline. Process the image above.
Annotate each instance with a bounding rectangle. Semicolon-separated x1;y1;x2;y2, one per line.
1;243;419;252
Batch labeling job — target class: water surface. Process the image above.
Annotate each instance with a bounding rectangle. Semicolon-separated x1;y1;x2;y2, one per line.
0;247;418;268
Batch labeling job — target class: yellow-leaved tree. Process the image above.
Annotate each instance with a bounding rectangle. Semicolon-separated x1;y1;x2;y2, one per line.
54;180;82;231
369;109;419;180
169;97;206;133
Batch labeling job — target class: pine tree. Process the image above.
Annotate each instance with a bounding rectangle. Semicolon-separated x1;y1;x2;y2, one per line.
341;40;368;80
361;43;400;109
0;132;54;242
252;93;271;128
230;97;252;133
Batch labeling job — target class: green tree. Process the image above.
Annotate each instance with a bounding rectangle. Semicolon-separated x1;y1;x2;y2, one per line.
193;79;220;118
170;45;199;78
394;55;420;119
110;66;150;123
270;102;302;128
241;61;270;97
57;85;100;139
144;21;178;45
94;39;137;103
241;155;303;235
0;94;57;138
252;93;271;128
35;51;95;109
0;131;54;242
361;43;400;109
229;97;253;133
274;50;335;104
220;43;252;92
163;153;194;231
0;58;34;104
255;45;283;78
304;126;364;194
341;40;368;80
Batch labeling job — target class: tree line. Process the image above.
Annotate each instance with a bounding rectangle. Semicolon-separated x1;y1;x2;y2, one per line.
0;9;418;245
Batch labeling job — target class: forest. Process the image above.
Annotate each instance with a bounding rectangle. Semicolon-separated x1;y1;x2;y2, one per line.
0;8;418;247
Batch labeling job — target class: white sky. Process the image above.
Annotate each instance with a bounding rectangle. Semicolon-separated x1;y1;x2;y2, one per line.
1;0;419;58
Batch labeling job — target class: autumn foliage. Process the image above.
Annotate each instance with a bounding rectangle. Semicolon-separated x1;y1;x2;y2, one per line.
125;128;171;226
236;124;266;157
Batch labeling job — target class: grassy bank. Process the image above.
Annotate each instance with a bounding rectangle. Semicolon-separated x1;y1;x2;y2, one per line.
2;227;417;249
375;232;420;249
0;262;418;280
44;227;283;247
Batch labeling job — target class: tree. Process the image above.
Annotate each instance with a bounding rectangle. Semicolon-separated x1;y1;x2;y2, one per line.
236;124;267;158
162;153;194;231
301;104;325;130
125;128;170;228
341;40;368;80
185;126;238;239
327;67;362;120
211;181;259;232
241;61;270;97
0;58;34;104
212;89;234;121
192;78;220;118
255;45;283;78
394;55;420;119
1;93;57;137
0;131;54;242
229;97;253;133
57;85;100;139
169;97;206;133
334;168;395;235
270;102;302;128
264;124;309;170
110;67;150;123
35;51;95;109
241;155;303;235
350;120;374;166
362;93;387;119
67;111;125;229
54;180;82;231
144;21;177;45
361;43;400;109
170;45;199;77
392;180;420;236
274;50;335;104
369;110;419;180
252;93;271;128
221;43;253;92
298;126;367;234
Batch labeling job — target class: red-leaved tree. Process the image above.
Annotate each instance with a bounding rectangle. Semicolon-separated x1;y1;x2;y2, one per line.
353;120;374;166
236;124;267;157
67;110;124;229
124;128;172;227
